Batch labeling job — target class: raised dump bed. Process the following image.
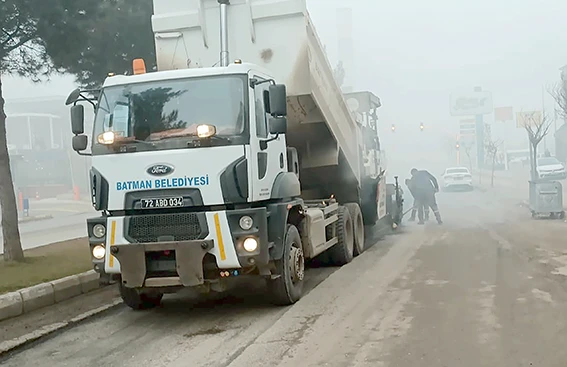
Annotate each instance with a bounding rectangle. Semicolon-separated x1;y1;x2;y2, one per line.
152;0;361;196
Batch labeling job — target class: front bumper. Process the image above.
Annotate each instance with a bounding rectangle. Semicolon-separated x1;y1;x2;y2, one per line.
87;207;271;283
111;240;213;288
538;171;567;180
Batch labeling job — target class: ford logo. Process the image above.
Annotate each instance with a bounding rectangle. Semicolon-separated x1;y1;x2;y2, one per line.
146;164;174;176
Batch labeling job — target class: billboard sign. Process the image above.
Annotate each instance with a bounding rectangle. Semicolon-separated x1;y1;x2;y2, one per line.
516;111;542;128
494;106;514;122
450;91;493;116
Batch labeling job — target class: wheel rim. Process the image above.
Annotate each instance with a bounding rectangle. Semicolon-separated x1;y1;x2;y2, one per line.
289;244;305;283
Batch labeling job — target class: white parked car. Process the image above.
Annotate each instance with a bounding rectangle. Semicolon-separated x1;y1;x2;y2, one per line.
442;167;473;191
536;157;567;180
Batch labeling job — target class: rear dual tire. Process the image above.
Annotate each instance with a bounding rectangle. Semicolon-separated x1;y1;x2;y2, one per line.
345;203;365;256
327;206;354;265
328;203;364;265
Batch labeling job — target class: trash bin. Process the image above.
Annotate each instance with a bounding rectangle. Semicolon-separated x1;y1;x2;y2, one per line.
529;180;565;218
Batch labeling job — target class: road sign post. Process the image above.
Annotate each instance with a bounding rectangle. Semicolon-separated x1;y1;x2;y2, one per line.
450;87;493;169
476;114;484;167
456;136;461;165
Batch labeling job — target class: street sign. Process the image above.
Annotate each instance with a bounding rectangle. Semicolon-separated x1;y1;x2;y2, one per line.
494;106;514;122
450;91;493;116
516;111;542;128
459;119;476;136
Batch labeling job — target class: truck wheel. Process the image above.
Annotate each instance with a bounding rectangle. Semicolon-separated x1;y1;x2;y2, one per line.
328;206;354;266
345;203;365;256
268;224;304;305
119;283;163;310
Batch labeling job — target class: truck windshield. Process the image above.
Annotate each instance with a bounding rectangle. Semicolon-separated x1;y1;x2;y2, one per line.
92;75;248;154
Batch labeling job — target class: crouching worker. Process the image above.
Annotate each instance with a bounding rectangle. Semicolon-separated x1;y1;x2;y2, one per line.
404;177;429;222
410;168;443;225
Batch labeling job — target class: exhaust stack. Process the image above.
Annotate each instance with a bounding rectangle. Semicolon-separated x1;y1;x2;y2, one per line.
218;0;230;66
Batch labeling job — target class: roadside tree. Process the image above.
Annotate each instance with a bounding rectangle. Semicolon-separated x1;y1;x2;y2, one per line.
0;0;154;261
523;113;552;180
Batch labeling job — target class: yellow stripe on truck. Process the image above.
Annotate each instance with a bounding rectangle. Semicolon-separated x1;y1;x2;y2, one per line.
214;213;226;261
109;220;117;267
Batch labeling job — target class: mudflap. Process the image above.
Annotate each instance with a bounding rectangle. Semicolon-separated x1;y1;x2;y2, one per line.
111;240;214;288
386;176;404;229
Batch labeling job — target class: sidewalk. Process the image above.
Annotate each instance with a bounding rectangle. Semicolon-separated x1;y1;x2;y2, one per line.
19;197;95;218
0;236;117;355
477;168;567;208
0;212;92;254
1;197;95;225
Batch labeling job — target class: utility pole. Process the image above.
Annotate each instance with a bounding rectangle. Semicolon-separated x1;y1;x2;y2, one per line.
474;86;485;168
542;84;548;152
456;134;460;165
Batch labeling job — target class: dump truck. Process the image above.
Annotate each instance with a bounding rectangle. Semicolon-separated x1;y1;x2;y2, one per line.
66;0;398;309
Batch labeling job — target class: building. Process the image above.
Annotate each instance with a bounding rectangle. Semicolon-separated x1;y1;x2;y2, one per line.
5;96;92;199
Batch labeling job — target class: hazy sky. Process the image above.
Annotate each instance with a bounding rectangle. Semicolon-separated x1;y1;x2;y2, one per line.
307;0;567;122
4;0;567;152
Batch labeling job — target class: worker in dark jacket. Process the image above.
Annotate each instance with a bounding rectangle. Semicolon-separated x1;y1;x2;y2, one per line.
410;168;443;225
405;178;429;222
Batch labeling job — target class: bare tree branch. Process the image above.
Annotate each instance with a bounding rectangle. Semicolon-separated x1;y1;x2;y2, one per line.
523;112;552;179
550;77;567;121
524;112;551;144
485;138;502;187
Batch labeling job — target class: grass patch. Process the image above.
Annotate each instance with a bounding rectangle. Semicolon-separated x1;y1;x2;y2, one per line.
0;237;91;294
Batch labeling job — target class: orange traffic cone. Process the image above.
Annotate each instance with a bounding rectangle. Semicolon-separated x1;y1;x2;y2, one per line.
18;192;23;212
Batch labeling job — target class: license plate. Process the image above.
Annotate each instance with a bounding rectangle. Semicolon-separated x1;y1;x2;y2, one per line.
454;177;463;180
147;260;176;272
141;197;184;209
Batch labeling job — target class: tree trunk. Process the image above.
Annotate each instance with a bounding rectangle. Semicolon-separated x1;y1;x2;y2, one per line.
0;76;24;261
531;142;538;181
491;153;496;187
465;149;473;174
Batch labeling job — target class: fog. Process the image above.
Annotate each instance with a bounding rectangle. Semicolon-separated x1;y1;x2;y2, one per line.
4;0;567;185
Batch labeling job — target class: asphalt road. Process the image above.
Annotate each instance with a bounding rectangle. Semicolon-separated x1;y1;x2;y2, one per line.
0;206;94;254
4;185;567;366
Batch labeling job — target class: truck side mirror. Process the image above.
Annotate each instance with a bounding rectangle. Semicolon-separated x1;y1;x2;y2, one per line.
269;117;287;135
268;84;287;116
71;104;85;135
72;135;88;151
65;88;81;106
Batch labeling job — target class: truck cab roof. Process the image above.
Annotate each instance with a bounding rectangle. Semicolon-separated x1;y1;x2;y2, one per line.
103;62;271;88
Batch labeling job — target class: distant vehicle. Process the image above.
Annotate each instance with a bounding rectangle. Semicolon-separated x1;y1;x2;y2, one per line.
442;167;473;191
536;157;567;180
505;149;530;170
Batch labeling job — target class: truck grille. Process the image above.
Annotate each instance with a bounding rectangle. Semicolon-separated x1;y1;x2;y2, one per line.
126;213;206;243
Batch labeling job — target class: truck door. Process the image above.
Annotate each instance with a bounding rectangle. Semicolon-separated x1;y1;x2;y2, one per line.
249;75;286;201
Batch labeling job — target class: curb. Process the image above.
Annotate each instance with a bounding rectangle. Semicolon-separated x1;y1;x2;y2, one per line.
17;215;54;224
0;298;123;357
0;270;103;323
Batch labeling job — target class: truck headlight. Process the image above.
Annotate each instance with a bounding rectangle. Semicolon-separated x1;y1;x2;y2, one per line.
239;216;253;230
93;224;106;238
243;238;258;252
97;131;115;145
92;245;106;260
197;124;217;138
